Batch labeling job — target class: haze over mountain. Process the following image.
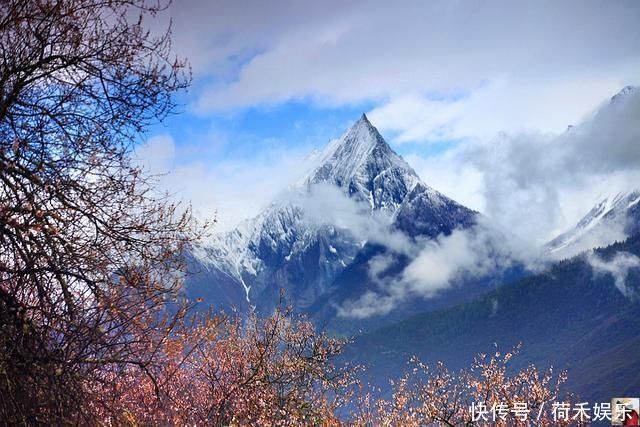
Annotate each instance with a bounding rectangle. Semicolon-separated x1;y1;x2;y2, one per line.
543;86;640;259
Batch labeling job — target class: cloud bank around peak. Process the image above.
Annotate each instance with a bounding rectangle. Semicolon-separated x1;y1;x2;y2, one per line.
402;88;640;246
368;78;626;142
337;218;543;319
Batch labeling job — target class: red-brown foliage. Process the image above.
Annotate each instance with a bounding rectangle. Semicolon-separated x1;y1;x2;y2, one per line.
354;345;581;427
0;0;197;423
90;306;356;426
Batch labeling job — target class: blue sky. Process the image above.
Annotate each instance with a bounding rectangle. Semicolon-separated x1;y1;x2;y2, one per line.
139;0;640;241
156;100;373;163
152;95;458;166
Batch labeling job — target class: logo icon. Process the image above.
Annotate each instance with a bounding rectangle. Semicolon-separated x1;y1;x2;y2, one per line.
612;398;640;426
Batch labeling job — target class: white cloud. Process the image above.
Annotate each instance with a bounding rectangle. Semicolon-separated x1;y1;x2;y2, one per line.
135;134;314;231
337;218;543;318
336;291;399;319
369;77;626;142
401;230;492;296
165;0;639;139
403;152;486;214
399;89;640;245
284;183;417;255
588;251;640;299
135;134;177;172
551;220;628;261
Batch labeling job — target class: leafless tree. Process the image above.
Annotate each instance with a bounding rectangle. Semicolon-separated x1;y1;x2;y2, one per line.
0;1;200;423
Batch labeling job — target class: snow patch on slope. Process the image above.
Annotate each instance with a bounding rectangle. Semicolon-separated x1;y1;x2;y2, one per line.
547;190;640;258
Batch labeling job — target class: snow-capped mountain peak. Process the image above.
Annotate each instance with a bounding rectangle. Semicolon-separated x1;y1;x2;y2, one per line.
302;114;419;212
188;115;477;315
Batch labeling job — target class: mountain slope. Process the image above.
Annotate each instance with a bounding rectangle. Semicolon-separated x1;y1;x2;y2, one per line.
347;234;640;402
548;190;640;259
545;85;640;259
393;181;478;239
187;115;477;316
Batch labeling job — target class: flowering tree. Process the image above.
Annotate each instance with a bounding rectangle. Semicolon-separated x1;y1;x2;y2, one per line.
0;1;198;423
88;322;579;427
354;346;581;427
91;306;357;426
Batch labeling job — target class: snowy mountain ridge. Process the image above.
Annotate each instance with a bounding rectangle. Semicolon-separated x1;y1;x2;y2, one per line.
547;189;640;258
610;85;639;104
545;85;640;258
189;115;477;312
